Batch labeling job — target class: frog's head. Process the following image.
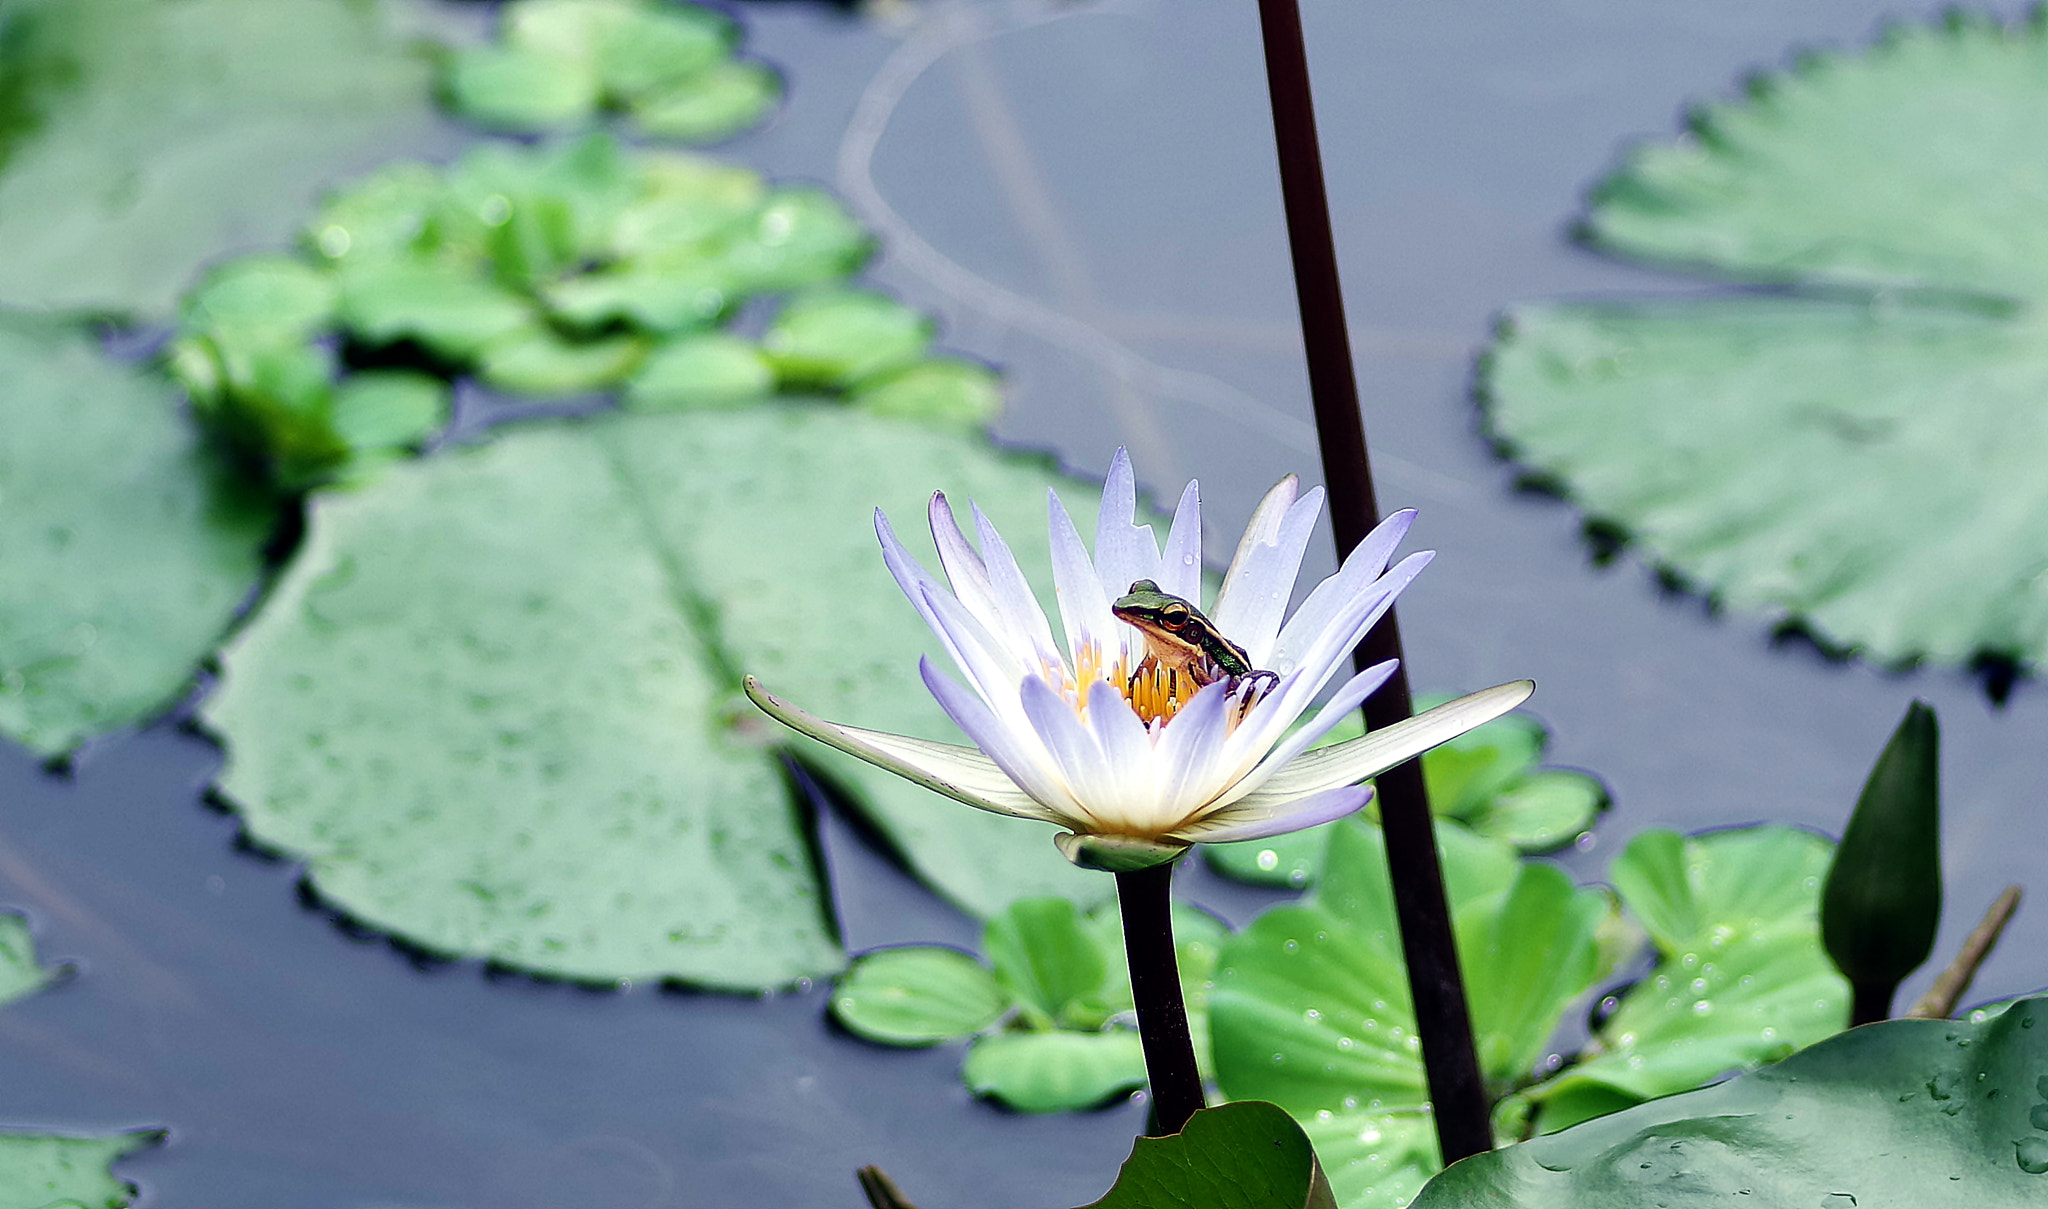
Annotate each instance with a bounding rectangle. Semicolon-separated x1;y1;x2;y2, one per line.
1112;579;1205;647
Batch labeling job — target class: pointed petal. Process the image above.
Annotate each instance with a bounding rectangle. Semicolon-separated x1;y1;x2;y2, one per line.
1219;474;1298;597
919;659;1084;821
920;584;1032;717
1085;677;1156;824
1177;784;1373;844
1231;681;1536;805
1149;679;1237;814
1019;675;1115;829
744;677;1060;823
1212;483;1324;666
1093;448;1161;599
1048;488;1117;665
971;502;1063;671
927;492;1005;635
1210;660;1397;806
1270;508;1417;671
1158;480;1204;602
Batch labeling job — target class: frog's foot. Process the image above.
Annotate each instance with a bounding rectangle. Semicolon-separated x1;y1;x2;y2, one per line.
1226;669;1281;725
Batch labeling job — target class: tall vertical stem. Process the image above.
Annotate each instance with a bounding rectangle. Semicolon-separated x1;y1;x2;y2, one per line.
1116;862;1204;1136
1253;0;1493;1163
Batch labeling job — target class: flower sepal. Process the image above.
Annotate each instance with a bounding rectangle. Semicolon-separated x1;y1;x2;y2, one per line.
1055;832;1188;873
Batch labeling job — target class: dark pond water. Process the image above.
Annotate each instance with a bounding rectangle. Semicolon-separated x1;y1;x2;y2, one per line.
2;1;2042;1207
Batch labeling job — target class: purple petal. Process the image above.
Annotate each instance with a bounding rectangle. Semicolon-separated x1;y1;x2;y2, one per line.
1177;784;1374;844
1158;480;1204;602
921;658;1082;821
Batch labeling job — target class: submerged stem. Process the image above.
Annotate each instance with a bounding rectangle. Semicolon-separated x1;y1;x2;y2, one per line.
1254;0;1493;1163
1116;861;1205;1136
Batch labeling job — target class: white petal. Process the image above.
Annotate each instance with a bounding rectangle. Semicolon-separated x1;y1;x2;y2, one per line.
1210;660;1396;807
1086;677;1156;825
1093;447;1162;601
1148;679;1237;813
1231;680;1536;805
927;493;1010;646
920;585;1033;719
744;676;1061;823
971;502;1064;671
1268;550;1430;701
920;659;1086;821
1212;482;1324;667
1270;508;1417;671
1048;488;1117;665
1158;480;1204;602
1019;674;1116;829
1177;784;1373;844
1219;474;1298;596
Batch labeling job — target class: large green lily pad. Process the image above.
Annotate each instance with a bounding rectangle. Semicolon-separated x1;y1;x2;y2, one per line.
1527;826;1848;1132
0;0;440;318
204;406;1107;988
1482;13;2048;669
1410;996;2048;1207
1208;819;1615;1208
0;318;276;757
0;1131;159;1209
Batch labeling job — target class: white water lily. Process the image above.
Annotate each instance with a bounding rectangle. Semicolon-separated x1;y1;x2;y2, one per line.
746;450;1533;871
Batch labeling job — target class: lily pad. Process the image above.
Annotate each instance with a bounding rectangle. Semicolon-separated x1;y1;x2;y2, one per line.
762;289;933;391
1410;996;2048;1208
1526;826;1849;1132
205;405;1119;986
0;0;439;318
0;1131;160;1209
1209;819;1614;1208
963;1031;1148;1115
852;358;1005;433
0;318;276;757
1483;14;2048;670
1083;1101;1337;1209
630;60;783;145
830;946;1008;1045
0;914;59;1008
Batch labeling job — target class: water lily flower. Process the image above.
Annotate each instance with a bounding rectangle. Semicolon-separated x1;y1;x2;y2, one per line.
746;450;1533;871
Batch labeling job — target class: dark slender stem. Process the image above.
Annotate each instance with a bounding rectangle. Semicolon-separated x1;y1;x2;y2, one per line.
1116;862;1204;1136
1254;0;1493;1164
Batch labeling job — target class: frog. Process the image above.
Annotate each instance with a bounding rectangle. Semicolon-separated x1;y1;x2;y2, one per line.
1110;578;1280;700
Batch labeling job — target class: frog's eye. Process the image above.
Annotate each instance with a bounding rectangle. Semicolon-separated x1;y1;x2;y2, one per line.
1160;603;1191;630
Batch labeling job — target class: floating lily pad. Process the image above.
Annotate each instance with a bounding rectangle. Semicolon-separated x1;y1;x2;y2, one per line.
1209;819;1615;1208
1411;996;2048;1208
0;0;439;318
1526;825;1848;1132
1484;14;2048;670
963;1031;1148;1114
444;0;773;144
0;1130;161;1209
1205;709;1607;887
205;406;1121;986
0;914;58;1008
0;318;276;757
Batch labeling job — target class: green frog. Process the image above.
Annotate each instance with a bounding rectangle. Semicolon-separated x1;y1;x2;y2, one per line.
1111;579;1279;698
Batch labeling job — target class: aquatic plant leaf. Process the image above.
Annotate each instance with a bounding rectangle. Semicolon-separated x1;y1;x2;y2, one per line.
0;0;438;318
1295;1111;1435;1209
1409;996;2048;1207
983;898;1106;1028
1083;902;1229;1076
1081;1101;1337;1209
1583;16;2048;300
475;327;648;396
1526;826;1848;1132
442;45;602;133
1210;819;1611;1208
700;188;874;294
179;256;337;345
206;406;1115;983
328;372;450;453
630;61;783;144
598;405;1107;916
762;289;933;391
831;946;1009;1045
624;333;774;411
203;419;840;988
0;1130;160;1209
0;319;275;756
1485;299;2048;667
1205;709;1605;886
853;358;1005;433
0;914;58;1008
335;260;535;361
1486;15;2048;670
963;1030;1148;1114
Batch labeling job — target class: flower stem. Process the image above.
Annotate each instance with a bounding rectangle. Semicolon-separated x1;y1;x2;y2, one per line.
1115;861;1204;1136
1253;0;1493;1164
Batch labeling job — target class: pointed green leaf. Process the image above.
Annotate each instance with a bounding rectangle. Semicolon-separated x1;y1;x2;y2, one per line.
1412;996;2048;1208
963;1030;1147;1114
830;946;1009;1046
1824;701;1943;1022
0;318;275;756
